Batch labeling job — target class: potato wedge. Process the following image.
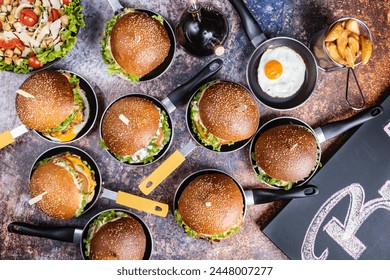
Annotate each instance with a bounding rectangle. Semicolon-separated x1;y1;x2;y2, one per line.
344;46;355;68
336;29;350;59
348;36;360;56
326;42;347;65
360;35;372;64
325;22;344;42
350;32;360;41
345;19;360;35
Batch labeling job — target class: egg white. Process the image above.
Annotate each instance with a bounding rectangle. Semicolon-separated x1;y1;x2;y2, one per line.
257;46;306;98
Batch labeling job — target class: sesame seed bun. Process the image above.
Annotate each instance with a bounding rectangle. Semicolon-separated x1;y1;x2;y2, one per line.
15;70;74;131
254;124;318;182
89;216;147;260
101;97;160;157
29;162;82;220
198;82;259;142
109;11;171;77
177;173;244;238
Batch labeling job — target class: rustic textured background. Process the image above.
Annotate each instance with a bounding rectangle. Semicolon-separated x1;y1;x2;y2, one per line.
0;0;389;260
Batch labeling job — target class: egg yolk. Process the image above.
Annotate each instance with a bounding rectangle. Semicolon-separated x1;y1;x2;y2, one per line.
264;60;283;80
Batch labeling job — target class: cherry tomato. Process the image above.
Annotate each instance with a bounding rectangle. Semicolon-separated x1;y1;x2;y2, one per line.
0;39;25;50
20;9;38;27
48;8;59;22
63;0;72;5
0;0;4;4
28;56;43;69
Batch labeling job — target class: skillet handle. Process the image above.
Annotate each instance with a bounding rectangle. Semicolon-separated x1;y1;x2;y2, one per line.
0;125;29;149
8;222;77;244
139;140;197;195
228;0;267;47
163;59;223;113
0;131;15;149
245;185;319;205
107;0;123;13
115;191;169;217
314;105;383;143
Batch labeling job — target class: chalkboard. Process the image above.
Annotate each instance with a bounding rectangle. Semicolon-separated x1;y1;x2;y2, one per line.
262;91;390;260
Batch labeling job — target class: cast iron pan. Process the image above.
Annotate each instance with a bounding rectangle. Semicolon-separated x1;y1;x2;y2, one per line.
8;208;153;260
0;70;98;150
99;59;223;166
30;145;170;218
106;0;176;82
173;169;319;238
249;105;383;189
138;79;260;195
229;0;318;110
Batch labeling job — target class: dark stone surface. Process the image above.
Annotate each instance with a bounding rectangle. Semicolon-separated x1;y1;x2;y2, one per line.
0;0;389;260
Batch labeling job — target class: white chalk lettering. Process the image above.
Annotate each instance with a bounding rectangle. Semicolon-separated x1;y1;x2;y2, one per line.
384;121;390;138
301;181;390;260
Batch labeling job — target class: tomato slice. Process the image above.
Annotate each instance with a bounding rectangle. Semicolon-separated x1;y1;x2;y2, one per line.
0;0;3;4
63;0;72;4
77;171;90;193
0;39;25;50
20;9;38;27
48;9;59;22
28;56;43;68
154;128;165;147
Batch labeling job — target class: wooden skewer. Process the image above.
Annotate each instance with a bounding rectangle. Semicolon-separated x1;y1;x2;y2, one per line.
119;114;129;125
28;191;48;205
16;89;35;98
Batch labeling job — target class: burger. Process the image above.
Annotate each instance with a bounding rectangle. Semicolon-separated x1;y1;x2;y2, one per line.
99;96;171;164
83;210;147;260
190;81;259;151
175;172;244;241
15;70;90;142
100;9;171;82
253;124;319;190
30;152;97;220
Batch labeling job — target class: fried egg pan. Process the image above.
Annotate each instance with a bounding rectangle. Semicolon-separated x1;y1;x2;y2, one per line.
99;59;223;166
106;0;176;82
138;80;260;195
249;106;383;189
8;208;153;260
229;0;318;110
0;70;98;150
173;169;319;237
30;145;169;218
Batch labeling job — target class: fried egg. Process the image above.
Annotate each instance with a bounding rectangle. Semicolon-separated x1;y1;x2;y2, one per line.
257;46;306;98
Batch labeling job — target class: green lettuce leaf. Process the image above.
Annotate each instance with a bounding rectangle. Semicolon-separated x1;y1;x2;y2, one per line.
175;210;240;240
100;8;141;83
152;15;164;24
